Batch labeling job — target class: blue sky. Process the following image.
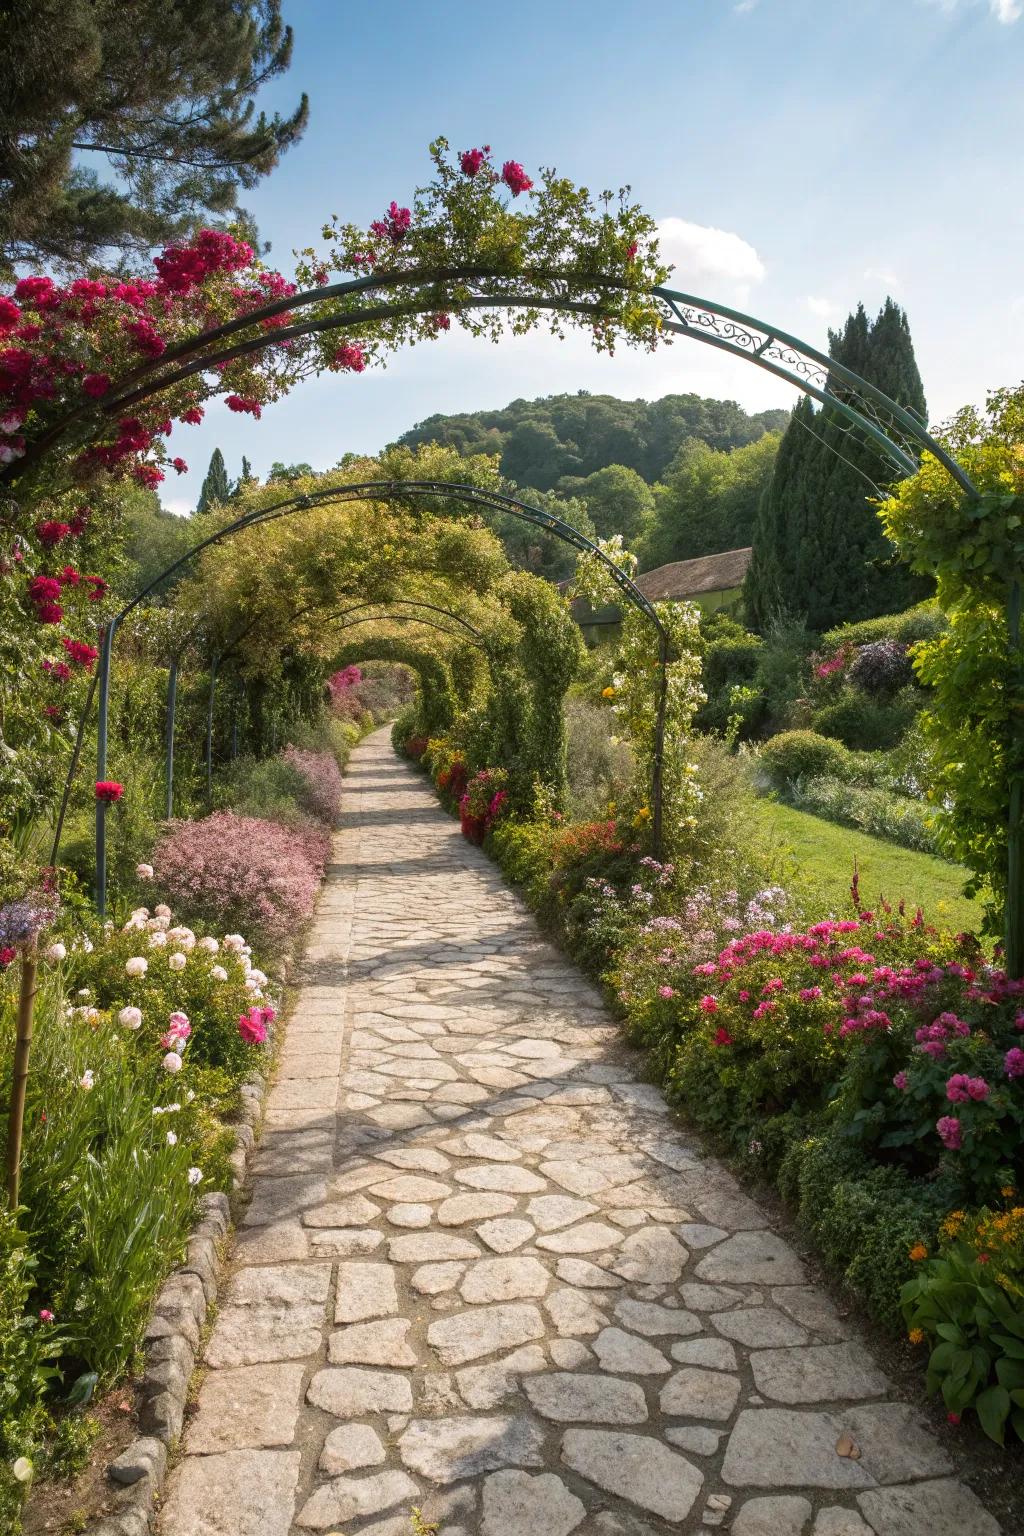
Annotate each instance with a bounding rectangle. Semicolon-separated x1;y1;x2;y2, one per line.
163;0;1023;512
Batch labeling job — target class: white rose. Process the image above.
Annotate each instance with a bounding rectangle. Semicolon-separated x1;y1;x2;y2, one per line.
166;1130;177;1146
45;942;66;962
248;968;268;986
136;863;154;879
187;1167;203;1185
79;1070;94;1090
125;957;148;977
162;1052;183;1073
223;933;245;952
210;965;228;982
119;1006;143;1029
168;953;187;972
148;930;168;948
198;936;219;954
155;904;172;920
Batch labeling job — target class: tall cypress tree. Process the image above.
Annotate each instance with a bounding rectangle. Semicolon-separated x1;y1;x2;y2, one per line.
745;299;929;631
196;448;230;514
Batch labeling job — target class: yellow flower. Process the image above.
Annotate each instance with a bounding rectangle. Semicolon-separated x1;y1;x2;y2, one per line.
602;686;616;699
636;806;651;820
908;1328;925;1345
1002;1185;1016;1199
908;1242;928;1262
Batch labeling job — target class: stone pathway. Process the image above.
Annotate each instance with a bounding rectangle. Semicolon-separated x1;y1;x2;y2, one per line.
159;729;1002;1536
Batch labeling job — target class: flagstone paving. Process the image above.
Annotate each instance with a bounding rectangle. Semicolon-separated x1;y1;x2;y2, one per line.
158;729;1002;1536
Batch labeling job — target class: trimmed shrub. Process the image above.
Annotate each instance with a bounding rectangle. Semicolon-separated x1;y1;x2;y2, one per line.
811;684;920;751
821;599;945;653
778;1133;946;1330
760;729;853;785
153;811;326;950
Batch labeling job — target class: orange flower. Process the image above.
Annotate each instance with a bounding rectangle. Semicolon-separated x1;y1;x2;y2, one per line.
908;1327;925;1344
909;1242;928;1262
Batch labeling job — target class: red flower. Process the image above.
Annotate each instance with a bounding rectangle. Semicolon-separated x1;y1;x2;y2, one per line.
0;296;21;332
501;160;533;196
42;659;72;682
82;373;111;398
35;601;63;625
459;147;489;176
429;312;451;332
95;781;124;804
331;343;366;373
14;275;61;309
626;241;639;261
180;406;204;425
0;947;16;968
369;201;412;245
133;463;164;487
29;575;63;604
58;565;80;586
238;1008;268;1045
225;394;262;418
124;317;166;357
84;574;107;602
35;520;72;548
62;637;99;668
171;457;188;474
713;1027;735;1046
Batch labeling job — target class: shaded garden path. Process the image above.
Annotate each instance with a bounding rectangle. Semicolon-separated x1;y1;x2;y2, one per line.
159;730;1001;1536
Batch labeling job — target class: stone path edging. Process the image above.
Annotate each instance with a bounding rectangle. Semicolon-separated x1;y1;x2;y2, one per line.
148;730;1003;1536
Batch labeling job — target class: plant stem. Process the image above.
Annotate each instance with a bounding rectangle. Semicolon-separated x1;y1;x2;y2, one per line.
6;947;38;1209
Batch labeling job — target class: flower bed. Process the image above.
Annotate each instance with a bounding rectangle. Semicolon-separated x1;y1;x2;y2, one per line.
0;902;273;1528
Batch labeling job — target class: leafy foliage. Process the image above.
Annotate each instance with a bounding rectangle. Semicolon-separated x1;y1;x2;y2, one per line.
0;0;308;272
879;383;1024;929
746;299;930;631
640;432;779;568
397;391;788;489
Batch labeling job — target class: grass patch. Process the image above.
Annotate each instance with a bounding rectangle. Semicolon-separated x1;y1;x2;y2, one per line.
750;797;982;932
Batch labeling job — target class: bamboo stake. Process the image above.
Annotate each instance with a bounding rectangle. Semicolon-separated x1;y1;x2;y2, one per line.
6;947;38;1209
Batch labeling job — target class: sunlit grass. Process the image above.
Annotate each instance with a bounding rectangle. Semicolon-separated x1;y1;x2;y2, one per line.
750;798;984;934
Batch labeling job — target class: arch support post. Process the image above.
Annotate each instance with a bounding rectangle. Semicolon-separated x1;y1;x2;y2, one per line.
1007;579;1023;978
165;658;179;821
651;629;668;861
205;656;218;808
94;619;118;917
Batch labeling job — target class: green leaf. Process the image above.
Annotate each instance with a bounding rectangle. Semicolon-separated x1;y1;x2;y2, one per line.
995;1358;1024;1392
976;1384;1010;1445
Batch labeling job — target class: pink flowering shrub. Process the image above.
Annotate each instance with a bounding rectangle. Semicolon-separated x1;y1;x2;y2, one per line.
281;745;343;824
652;900;1024;1202
153;811;326;949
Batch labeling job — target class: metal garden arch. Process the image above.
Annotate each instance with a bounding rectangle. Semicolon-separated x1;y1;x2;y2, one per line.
18;261;1014;964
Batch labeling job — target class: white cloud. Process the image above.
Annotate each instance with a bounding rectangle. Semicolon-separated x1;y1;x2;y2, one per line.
805;296;837;320
864;265;902;289
918;0;1019;19
160;497;193;517
734;0;760;12
1011;296;1024;315
656;217;765;302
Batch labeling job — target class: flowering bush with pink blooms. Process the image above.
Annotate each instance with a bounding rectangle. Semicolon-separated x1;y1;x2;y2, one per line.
152;811;326;950
280;745;343;825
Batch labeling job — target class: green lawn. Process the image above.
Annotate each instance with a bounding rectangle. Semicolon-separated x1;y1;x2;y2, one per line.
750;798;983;934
